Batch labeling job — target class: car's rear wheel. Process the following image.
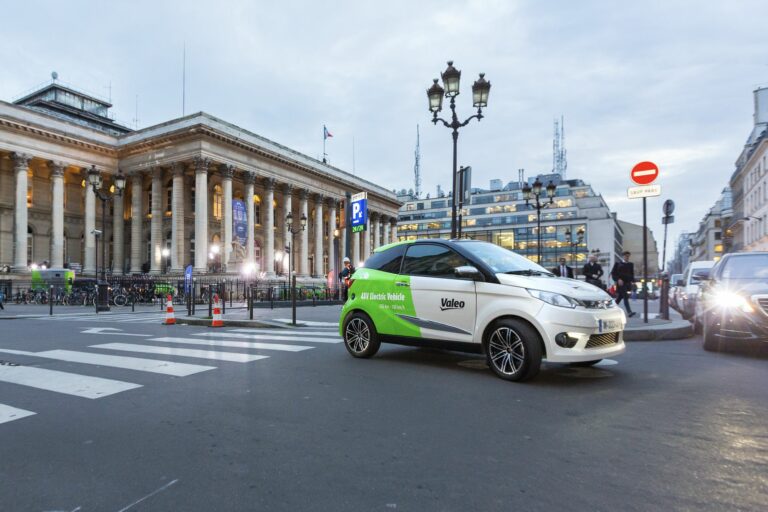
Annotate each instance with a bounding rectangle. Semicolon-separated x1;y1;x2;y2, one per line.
343;312;380;358
702;313;721;352
485;319;542;382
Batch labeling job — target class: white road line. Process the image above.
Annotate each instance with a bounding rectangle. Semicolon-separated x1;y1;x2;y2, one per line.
0;349;215;377
151;336;314;352
0;365;141;399
92;343;269;363
272;319;339;327
0;403;36;425
196;332;341;344
228;329;340;337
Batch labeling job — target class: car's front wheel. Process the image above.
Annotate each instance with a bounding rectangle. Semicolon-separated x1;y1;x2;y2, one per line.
343;311;381;358
485;319;542;382
702;313;721;352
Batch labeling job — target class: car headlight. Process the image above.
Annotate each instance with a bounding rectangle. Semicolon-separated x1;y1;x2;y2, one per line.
712;290;754;313
527;289;581;309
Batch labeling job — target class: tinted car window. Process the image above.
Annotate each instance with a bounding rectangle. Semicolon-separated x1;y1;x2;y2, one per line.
402;244;469;279
363;244;407;274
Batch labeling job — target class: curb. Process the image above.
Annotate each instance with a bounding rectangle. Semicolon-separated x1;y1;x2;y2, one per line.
623;320;693;341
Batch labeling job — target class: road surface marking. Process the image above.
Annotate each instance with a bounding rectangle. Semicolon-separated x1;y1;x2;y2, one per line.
81;327;152;337
92;343;269;363
0;403;36;425
0;348;215;377
227;328;340;336
194;332;341;344
116;478;179;512
272;319;339;327
0;365;141;399
152;336;314;352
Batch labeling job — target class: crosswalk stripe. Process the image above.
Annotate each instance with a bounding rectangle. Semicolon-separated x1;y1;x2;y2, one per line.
272;319;339;327
92;343;270;363
0;365;141;399
0;403;36;425
197;331;341;344
151;336;314;352
227;329;340;337
0;349;215;377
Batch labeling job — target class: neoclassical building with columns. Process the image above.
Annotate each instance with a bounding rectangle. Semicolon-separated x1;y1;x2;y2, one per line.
0;81;400;280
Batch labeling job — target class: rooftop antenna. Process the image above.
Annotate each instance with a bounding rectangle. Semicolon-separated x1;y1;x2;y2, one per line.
51;71;58;83
352;136;356;175
553;115;567;179
132;94;139;129
414;124;422;198
182;41;186;116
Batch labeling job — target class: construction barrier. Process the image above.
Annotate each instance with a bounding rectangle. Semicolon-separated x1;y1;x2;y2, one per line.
211;294;224;328
164;294;176;325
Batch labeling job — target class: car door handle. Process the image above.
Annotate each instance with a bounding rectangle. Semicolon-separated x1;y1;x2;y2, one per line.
395;281;410;287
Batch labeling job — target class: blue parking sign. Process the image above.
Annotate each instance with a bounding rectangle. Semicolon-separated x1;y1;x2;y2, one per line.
350;192;367;233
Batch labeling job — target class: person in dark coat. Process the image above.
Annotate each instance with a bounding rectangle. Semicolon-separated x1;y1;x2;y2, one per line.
583;254;604;288
338;257;355;301
552;257;574;278
611;251;636;317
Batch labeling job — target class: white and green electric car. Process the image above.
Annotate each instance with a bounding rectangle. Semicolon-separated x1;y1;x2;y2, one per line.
340;239;626;382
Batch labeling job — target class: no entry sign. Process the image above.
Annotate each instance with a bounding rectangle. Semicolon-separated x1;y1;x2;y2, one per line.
631;161;659;185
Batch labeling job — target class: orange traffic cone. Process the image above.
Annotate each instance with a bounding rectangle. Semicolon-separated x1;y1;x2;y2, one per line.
164;294;176;325
211;294;224;328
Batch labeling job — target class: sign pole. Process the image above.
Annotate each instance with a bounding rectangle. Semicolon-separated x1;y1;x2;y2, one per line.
643;197;648;324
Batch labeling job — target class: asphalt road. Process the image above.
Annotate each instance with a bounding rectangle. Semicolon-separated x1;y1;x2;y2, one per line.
0;314;766;511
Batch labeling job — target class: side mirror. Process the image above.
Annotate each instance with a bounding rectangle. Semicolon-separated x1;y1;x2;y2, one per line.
454;265;483;281
675;279;684;287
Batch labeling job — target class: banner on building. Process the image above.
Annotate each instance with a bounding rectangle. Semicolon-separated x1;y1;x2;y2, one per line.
233;199;248;246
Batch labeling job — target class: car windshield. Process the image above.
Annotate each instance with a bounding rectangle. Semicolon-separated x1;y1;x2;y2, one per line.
720;254;768;280
456;241;553;275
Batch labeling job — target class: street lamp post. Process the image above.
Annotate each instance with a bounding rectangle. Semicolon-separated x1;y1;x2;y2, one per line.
286;211;307;326
522;179;556;264
564;227;585;270
427;61;491;239
162;247;171;273
333;228;341;300
87;166;125;312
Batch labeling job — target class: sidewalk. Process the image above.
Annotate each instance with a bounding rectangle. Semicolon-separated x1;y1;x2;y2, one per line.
621;299;693;341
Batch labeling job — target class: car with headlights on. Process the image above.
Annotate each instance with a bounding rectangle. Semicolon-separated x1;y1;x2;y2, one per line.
695;252;768;351
340;239;625;382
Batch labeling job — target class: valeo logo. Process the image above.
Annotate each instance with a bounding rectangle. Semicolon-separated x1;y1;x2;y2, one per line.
440;298;465;311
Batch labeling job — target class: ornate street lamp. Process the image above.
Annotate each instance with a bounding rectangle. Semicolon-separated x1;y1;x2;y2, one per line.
523;178;556;264
286;211;307;325
87;166;125;312
427;60;491;239
565;227;585;270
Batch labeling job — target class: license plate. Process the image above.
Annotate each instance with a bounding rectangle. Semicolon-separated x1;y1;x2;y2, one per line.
598;319;622;333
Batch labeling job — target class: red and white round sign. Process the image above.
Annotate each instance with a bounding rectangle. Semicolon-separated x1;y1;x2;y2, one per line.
631;161;659;185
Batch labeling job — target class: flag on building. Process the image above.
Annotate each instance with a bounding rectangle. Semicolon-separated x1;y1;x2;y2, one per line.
323;125;333;140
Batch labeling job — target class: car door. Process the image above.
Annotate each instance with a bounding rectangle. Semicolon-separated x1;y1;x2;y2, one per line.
395;244;477;344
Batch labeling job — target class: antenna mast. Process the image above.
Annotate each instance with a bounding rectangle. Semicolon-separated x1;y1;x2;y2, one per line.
414;124;422;198
553;115;567;179
182;42;186;116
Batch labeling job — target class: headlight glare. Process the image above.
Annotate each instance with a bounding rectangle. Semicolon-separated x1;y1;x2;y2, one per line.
527;289;580;309
712;291;754;313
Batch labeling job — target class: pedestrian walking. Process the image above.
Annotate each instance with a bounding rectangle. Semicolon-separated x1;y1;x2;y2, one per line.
611;251;636;317
0;288;5;310
552;257;574;278
583;254;605;289
338;257;356;301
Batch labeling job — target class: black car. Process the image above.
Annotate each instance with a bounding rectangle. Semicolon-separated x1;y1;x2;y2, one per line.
696;252;768;351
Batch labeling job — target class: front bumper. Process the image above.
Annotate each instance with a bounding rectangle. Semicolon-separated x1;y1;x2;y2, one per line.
531;304;627;362
708;307;768;343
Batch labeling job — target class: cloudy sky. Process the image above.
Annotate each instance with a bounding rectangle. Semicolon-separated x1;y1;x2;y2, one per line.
2;0;767;259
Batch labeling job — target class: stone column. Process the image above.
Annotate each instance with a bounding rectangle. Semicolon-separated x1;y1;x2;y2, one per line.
362;216;371;261
150;167;163;274
352;231;360;266
194;157;210;273
340;226;347;263
264;178;276;276
313;194;324;277
373;213;381;250
171;163;185;272
244;172;256;263
391;220;398;244
382;215;390;247
299;189;309;276
282;183;293;257
12;153;31;271
50;162;65;268
328;198;337;278
83;170;97;275
130;173;143;273
220;165;234;271
112;175;125;274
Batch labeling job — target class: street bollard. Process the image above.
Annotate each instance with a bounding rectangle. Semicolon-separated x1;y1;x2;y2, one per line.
659;275;670;320
49;285;54;316
222;282;226;315
208;287;213;318
249;286;254;320
132;295;135;312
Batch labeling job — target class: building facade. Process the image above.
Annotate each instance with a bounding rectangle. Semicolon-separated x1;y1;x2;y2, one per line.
396;174;629;286
690;187;732;262
616;220;660;277
0;81;400;280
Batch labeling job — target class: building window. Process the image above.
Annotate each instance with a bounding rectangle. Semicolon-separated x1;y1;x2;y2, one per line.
27;170;33;207
213;185;223;220
166;180;173;214
253;195;262;225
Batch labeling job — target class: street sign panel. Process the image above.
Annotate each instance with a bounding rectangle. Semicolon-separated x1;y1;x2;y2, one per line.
631;161;659;185
350;192;368;233
628;184;661;199
662;215;675;224
663;199;675;216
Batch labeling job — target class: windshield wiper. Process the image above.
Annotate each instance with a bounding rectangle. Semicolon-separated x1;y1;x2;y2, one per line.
504;269;553;276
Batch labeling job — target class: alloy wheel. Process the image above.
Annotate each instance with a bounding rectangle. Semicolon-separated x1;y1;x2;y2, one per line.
488;327;525;376
345;317;370;354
